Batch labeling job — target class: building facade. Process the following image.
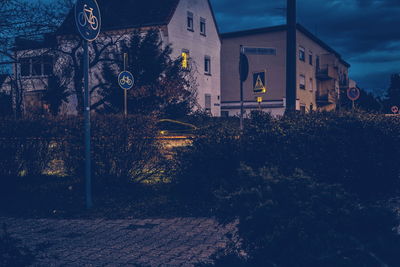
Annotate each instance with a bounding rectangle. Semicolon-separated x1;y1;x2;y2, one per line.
220;24;351;117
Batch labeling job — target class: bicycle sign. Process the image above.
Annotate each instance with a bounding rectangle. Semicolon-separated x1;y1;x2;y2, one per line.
75;0;101;41
118;71;134;90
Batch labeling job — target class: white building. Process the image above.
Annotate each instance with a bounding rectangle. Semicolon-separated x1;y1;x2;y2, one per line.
13;0;221;116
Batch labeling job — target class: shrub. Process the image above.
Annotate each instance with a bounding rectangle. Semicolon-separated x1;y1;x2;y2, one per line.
242;111;400;199
0;115;162;186
172;120;240;211
205;165;400;267
0;224;35;266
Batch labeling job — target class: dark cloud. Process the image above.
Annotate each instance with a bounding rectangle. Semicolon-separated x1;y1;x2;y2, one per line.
211;0;400;95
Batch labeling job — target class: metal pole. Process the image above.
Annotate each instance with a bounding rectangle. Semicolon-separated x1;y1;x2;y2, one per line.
84;40;92;209
240;45;244;131
286;0;297;113
124;53;128;116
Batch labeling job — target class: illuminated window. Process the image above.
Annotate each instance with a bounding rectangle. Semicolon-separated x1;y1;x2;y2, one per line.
299;74;306;90
200;17;206;36
187;12;194;31
299;46;305;61
182;49;190;69
204;56;211;75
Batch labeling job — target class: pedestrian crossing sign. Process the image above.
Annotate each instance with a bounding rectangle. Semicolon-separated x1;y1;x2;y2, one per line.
253;71;266;93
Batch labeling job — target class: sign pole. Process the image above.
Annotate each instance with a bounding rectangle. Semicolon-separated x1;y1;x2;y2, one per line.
124;53;128;117
75;0;101;210
240;45;244;131
83;40;92;209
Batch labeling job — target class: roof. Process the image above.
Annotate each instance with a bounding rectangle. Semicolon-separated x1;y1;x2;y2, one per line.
221;24;350;68
57;0;180;35
14;34;56;51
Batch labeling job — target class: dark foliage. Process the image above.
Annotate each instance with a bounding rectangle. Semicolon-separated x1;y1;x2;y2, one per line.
172;120;240;212
0;115;162;183
201;166;400;267
0;92;12;117
42;75;70;116
384;74;400;113
0;224;35;266
97;30;197;118
173;112;400;206
340;87;383;112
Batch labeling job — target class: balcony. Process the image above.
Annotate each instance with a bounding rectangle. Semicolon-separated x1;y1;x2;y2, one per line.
317;88;337;106
316;65;336;80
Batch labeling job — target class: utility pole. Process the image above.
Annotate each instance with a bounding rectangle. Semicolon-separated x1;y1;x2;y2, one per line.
286;0;297;112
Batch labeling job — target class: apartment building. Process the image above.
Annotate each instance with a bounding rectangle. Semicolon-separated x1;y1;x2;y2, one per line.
12;0;221;116
220;24;351;117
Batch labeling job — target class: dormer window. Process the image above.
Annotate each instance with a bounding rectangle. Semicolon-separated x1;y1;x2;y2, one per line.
200;17;206;36
187;12;194;31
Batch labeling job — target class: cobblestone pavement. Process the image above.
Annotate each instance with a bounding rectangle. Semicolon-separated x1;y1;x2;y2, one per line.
0;217;236;266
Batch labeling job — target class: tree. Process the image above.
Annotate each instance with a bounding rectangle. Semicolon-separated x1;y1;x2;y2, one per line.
42;75;70;116
96;30;197;118
340;87;383;113
384;73;400;112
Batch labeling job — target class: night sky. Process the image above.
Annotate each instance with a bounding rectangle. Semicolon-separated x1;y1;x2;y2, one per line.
211;0;400;96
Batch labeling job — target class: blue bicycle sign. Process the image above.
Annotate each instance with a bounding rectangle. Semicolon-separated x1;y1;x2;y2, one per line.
75;0;101;41
118;71;134;90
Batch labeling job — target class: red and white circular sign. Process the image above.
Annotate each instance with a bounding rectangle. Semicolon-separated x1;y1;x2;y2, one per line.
391;106;399;114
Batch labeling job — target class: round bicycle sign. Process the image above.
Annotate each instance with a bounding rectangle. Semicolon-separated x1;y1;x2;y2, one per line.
75;0;101;41
118;71;134;90
347;87;360;101
391;106;399;114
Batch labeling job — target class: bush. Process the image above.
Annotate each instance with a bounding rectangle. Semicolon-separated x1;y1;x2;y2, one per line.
91;115;161;185
173;111;400;209
171;120;240;211
205;165;400;267
0;224;35;266
0;115;162;186
242;111;400;199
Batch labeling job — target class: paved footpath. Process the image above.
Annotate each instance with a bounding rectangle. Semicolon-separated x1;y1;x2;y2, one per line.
0;217;236;267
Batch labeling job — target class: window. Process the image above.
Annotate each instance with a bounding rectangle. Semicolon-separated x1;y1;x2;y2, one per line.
181;49;190;69
200;17;206;36
187;12;194;31
43;56;53;76
309;51;313;65
205;94;211;112
32;57;42;76
299;46;305;61
204;56;211;75
20;59;30;77
20;56;53;77
299;74;306;90
309;78;313;92
300;105;306;114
